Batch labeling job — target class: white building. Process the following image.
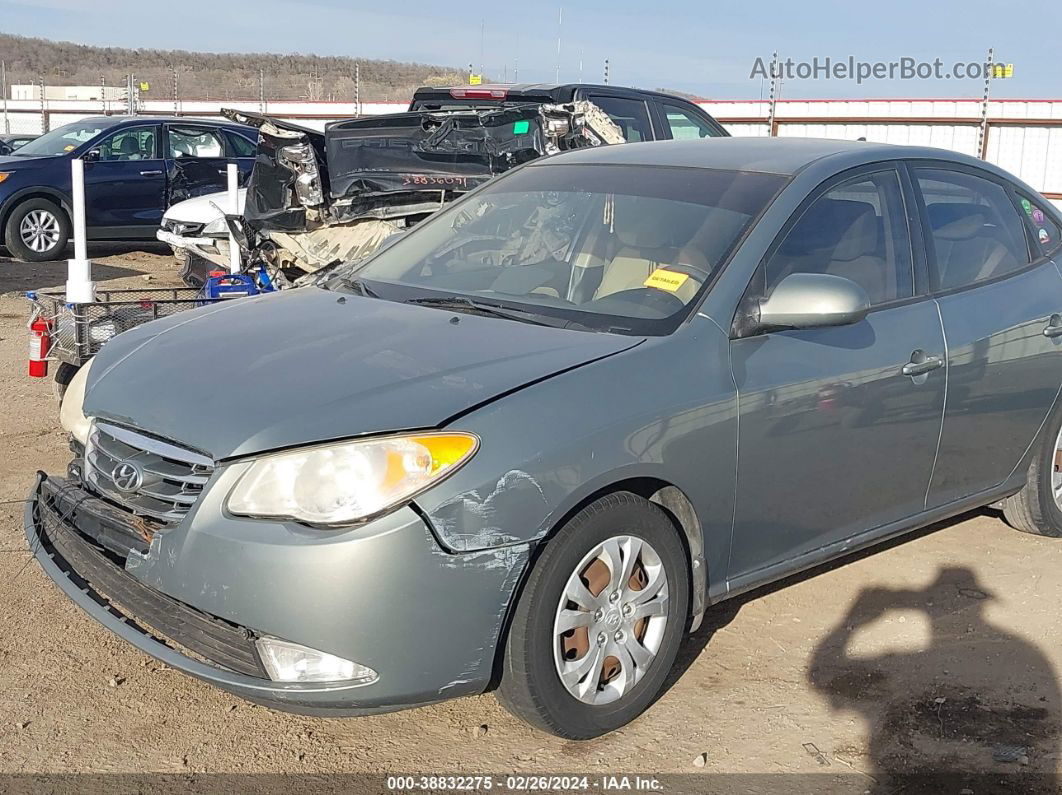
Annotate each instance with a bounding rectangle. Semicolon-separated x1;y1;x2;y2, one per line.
10;84;125;102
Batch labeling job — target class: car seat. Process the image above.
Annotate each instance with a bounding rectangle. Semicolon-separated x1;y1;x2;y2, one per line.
926;203;1020;289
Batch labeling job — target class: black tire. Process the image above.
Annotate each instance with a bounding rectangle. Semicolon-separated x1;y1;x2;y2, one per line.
1002;403;1062;537
52;362;80;405
4;198;70;262
497;492;690;739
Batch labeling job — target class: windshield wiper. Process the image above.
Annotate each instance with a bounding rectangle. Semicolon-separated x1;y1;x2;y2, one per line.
404;295;590;329
335;276;381;298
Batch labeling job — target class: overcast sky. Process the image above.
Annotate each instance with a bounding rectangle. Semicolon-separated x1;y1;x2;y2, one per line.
1;0;1056;99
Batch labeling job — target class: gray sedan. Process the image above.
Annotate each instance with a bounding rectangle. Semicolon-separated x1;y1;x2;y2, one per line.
29;137;1062;738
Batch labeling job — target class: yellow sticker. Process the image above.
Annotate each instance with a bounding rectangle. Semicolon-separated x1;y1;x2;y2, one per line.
63;145;75;152
643;268;690;292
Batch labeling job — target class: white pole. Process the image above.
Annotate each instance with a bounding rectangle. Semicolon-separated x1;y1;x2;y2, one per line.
2;61;9;135
555;6;562;83
227;162;240;274
65;158;94;303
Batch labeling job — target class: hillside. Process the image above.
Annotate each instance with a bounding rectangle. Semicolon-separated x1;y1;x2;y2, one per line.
0;33;469;102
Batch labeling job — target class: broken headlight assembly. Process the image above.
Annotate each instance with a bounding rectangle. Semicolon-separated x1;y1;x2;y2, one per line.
277;141;325;208
202;216;228;237
226;432;478;526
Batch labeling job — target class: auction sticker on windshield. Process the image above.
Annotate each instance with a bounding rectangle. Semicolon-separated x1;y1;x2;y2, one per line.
643;268;690;291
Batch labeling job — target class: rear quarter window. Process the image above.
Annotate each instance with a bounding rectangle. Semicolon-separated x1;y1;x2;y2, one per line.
1015;193;1062;259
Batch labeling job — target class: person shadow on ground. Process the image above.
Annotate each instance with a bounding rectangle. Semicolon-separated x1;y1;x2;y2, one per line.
807;566;1060;794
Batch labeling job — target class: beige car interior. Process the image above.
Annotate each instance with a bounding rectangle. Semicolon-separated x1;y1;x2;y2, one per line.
926;202;1022;289
573;198;743;305
767;197;899;305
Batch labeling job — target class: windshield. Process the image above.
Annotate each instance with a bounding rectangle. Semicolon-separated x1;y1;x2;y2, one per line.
333;163;786;335
11;120;111;157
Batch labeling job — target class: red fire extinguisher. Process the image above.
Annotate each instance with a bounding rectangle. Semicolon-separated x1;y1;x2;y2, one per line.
28;316;51;378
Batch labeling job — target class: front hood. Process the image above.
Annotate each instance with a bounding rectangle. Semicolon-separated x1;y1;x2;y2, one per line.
83;288;641;459
0;154;63;169
162;189;247;225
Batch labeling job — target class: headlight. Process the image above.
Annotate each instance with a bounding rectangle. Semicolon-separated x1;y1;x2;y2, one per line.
202;216;228;236
227;432;478;525
59;357;94;444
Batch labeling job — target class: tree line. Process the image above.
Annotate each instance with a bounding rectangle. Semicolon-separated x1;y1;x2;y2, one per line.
0;33;469;102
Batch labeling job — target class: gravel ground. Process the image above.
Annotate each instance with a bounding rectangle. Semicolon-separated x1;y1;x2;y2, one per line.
0;246;1059;792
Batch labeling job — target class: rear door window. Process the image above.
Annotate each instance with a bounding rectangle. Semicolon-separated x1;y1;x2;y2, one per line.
585;95;654;141
661;102;724;139
915;168;1032;291
167;126;225;159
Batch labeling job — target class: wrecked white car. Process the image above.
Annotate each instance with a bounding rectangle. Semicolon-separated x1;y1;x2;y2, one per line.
157;188;247;286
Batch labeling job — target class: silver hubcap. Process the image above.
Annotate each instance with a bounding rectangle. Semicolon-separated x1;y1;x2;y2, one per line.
20;209;61;254
1052;426;1062;508
553;535;669;705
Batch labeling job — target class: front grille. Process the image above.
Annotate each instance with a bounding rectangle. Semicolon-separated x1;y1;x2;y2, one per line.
85;421;214;524
33;476;267;678
162;219;204;236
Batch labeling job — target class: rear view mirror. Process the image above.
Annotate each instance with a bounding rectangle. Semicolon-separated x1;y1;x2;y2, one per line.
82;149;100;163
756;273;870;332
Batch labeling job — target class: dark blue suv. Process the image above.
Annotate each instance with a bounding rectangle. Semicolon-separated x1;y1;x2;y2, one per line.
0;116;257;261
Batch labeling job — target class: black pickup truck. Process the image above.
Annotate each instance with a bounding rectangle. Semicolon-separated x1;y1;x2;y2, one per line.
167;87;728;282
409;83;729;142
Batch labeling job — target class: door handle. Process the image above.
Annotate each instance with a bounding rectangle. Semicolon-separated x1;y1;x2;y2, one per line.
139;170;163;176
1043;313;1062;338
902;350;944;377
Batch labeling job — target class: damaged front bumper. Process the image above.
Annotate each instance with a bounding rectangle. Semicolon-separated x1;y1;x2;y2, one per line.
156;227;230;266
25;471;530;715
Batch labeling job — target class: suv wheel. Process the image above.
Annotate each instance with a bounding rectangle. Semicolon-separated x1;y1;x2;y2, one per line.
497;492;689;738
5;199;70;262
1002;403;1062;537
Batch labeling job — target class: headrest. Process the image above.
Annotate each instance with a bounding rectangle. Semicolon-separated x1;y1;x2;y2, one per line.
616;214;672;248
831;204;879;262
780;199;878;258
614;198;706;250
119;136;140;154
927;203;988;241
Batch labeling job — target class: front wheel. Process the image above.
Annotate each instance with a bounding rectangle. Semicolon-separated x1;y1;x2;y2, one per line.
1002;403;1062;537
4;198;70;262
52;362;80;404
497;492;689;738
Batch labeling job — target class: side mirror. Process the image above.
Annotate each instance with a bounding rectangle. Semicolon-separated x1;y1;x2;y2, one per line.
755;273;870;332
82;149;100;163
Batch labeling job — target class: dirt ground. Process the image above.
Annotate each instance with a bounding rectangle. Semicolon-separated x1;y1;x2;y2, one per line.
0;245;1060;793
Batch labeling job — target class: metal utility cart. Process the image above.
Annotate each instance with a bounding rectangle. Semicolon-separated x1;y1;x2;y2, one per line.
26;160;256;400
27;286;217;398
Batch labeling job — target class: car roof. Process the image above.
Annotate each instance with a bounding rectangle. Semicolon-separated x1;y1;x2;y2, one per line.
69;115;252;129
534;136;992;177
412;83;696;103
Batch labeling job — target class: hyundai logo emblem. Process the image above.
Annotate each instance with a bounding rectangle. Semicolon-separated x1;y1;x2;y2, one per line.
111;461;144;493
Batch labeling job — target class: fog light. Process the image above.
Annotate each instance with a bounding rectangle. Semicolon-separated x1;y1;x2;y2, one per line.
256;636;378;684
